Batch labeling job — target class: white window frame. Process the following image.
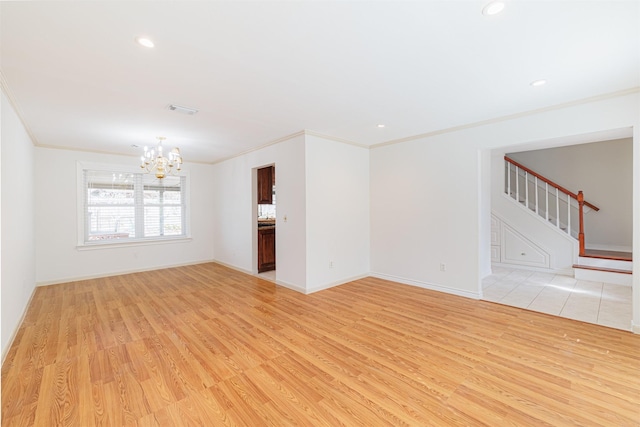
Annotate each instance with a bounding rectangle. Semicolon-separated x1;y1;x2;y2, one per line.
76;161;191;249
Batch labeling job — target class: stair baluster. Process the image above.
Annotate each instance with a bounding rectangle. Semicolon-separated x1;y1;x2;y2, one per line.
525;171;529;209
556;187;560;229
503;156;599;246
545;182;549;222
534;177;539;215
566;192;571;235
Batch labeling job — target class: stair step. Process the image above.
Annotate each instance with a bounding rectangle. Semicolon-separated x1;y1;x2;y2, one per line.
577;254;632;271
573;264;632;286
572;264;632;274
582;250;632;262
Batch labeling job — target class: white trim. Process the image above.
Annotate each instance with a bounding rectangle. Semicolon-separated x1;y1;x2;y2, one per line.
492;206;577;261
210;259;254;275
37;144;212;165
304;130;368;148
632;320;640;334
491;262;574;277
273;279;306;294
0;70;39;146
212;259;309;293
1;286;37;363
370;272;482;300
36;259;215;287
371;87;640;149
305;274;369;295
212;130;306;165
77;237;193;251
213;129;368;165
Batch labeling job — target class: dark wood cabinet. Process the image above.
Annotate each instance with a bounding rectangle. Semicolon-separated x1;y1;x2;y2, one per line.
257;227;276;272
257;166;274;204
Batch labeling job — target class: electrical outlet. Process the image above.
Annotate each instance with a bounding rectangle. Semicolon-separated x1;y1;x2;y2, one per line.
439;263;446;272
329;261;334;269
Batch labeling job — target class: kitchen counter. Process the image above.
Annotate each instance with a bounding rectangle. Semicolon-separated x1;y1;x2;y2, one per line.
258;219;276;229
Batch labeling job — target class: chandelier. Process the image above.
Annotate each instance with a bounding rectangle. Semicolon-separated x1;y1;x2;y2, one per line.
139;137;183;179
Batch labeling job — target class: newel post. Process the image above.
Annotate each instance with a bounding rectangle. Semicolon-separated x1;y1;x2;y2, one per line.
577;190;585;257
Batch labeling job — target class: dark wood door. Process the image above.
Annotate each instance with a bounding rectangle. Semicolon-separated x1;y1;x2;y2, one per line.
257;166;274;204
258;227;276;272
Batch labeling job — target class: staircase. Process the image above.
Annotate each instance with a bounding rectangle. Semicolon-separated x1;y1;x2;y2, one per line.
504;156;633;284
573;250;632;286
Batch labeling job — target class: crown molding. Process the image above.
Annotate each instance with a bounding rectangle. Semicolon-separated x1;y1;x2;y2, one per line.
0;69;40;146
211;130;306;165
211;129;368;165
371;87;640;149
303;129;368;148
35;143;213;165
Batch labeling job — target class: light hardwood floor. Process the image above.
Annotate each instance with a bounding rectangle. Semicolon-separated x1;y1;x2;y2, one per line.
2;263;639;426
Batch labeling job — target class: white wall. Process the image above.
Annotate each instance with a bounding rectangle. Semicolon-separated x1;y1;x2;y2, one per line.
634;124;640;333
478;149;492;279
211;132;370;294
211;135;307;291
371;91;639;302
371;137;481;298
508;138;633;251
34;147;215;284
305;135;370;292
1;90;36;357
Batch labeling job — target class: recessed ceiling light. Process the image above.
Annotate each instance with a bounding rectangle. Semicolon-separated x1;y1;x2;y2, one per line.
482;1;505;16
377;124;385;128
530;79;547;87
135;37;155;48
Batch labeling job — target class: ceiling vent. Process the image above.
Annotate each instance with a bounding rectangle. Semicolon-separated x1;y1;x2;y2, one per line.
168;104;199;115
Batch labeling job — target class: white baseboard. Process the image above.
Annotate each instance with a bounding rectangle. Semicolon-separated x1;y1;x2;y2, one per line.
2;286;36;365
370;272;481;300
209;259;254;275
211;259;309;294
36;259;217;287
305;274;369;295
632;320;640;334
491;262;574;277
213;259;369;295
273;279;306;294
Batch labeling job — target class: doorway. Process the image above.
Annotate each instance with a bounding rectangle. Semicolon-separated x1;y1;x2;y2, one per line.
256;165;276;278
483;133;634;331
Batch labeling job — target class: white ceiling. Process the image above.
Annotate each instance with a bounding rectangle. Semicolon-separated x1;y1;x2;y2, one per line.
1;1;638;164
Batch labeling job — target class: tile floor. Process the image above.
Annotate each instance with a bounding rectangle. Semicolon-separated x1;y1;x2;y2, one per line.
258;270;276;281
482;266;633;331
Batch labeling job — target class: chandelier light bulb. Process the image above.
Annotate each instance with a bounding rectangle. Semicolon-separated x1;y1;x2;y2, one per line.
139;136;183;179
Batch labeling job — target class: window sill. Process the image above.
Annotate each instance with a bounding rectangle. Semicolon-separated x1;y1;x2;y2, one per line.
77;237;192;251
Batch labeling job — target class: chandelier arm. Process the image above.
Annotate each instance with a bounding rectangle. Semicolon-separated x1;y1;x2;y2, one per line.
138;136;183;179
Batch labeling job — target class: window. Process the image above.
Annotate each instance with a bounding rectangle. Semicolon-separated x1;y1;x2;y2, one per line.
82;169;187;245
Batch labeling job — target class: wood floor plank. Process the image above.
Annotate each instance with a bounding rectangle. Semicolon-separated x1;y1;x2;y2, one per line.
2;262;639;426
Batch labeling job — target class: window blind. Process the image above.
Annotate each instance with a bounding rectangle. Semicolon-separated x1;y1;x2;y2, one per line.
83;170;186;244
